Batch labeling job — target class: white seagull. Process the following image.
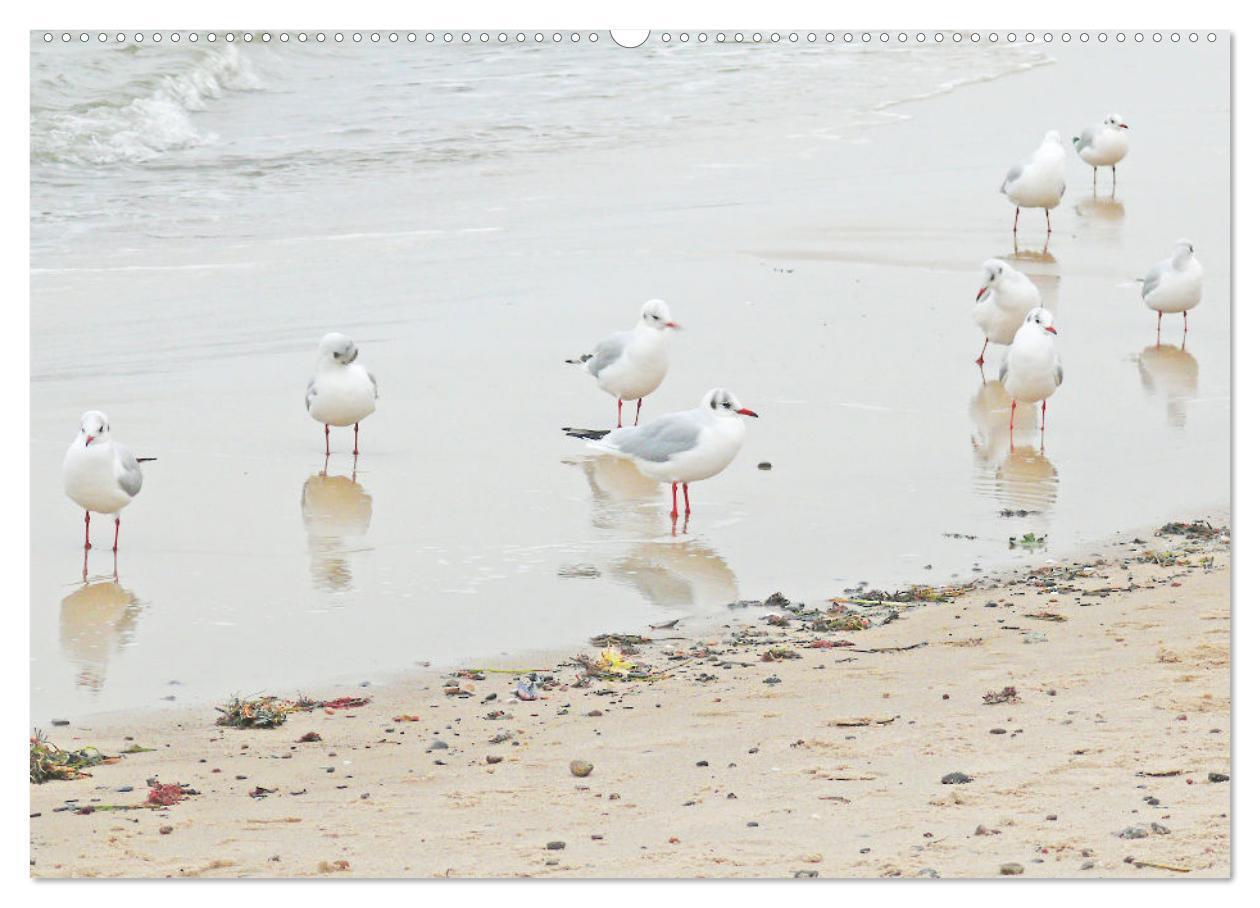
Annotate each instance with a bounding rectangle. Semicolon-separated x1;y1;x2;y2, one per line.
1072;113;1129;192
1142;240;1203;340
972;259;1042;365
1000;308;1063;438
62;411;151;552
1001;131;1067;236
306;333;378;455
574;388;758;525
567;299;680;427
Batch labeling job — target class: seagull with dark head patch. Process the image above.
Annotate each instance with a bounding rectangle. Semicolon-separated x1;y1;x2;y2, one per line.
567;299;680;428
1073;113;1129;193
63;411;152;552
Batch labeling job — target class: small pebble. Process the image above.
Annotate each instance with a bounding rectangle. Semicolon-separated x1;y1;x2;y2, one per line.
1000;863;1024;876
941;772;973;785
570;760;594;778
546;841;566;851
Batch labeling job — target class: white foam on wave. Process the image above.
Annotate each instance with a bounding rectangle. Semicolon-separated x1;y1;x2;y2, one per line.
32;44;259;166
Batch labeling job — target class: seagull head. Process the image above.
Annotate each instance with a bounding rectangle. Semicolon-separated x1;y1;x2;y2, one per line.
1105;113;1129;130
977;259;1008;300
1024;307;1057;335
78;410;111;447
640;299;680;331
1173;238;1195;257
703;388;758;419
318;332;360;365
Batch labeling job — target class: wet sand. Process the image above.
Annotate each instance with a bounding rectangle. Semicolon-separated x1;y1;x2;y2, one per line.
29;516;1230;878
31;40;1230;720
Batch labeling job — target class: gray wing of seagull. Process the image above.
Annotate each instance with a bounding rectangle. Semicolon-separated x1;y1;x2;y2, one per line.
610;412;702;463
1073;125;1099;153
584;330;631;378
1000;163;1024;193
368;371;379;399
1054;355;1064;387
115;444;144;497
1141;260;1169;299
305;377;316;411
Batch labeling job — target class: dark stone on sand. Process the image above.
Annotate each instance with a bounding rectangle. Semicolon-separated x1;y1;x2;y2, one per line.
794;870;819;879
570;760;594;778
1000;863;1024;875
426;740;449;751
941;772;973;785
757;462;772;470
50;719;69;727
990;728;1007;734
486;755;503;765
1209;772;1230;782
1116;826;1149;839
546;841;566;850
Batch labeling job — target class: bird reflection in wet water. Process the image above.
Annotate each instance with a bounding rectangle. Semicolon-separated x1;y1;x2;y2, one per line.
301;456;373;591
969;379;1058;513
1138;343;1199;429
60;554;142;692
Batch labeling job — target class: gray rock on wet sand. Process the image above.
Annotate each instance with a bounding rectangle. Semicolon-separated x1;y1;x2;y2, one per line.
1000;863;1024;875
569;760;593;778
941;772;974;785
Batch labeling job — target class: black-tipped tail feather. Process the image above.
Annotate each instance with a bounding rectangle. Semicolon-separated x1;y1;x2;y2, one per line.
562;427;611;441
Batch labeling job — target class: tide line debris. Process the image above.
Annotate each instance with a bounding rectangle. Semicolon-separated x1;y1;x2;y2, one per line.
215;694;371;729
30;731;118;784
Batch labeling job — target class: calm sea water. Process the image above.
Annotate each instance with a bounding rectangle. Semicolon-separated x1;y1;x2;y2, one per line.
30;36;1229;719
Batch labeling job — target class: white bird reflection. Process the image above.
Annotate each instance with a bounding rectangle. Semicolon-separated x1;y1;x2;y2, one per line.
301;458;373;591
1075;195;1126;222
607;538;739;612
1138;343;1199;429
59;562;142;692
570;454;662;533
969;380;1058;512
1003;245;1060;313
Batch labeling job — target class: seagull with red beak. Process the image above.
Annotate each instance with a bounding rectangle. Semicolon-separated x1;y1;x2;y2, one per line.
567;299;680;427
972;259;1042;366
578;388;758;529
1073;113;1130;193
62;411;151;552
1000;309;1063;441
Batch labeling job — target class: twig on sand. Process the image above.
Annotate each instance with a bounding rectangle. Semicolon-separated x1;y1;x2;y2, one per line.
1131;860;1191;873
850;642;928;654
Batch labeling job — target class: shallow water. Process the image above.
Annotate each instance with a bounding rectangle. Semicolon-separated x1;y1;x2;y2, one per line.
31;36;1230;719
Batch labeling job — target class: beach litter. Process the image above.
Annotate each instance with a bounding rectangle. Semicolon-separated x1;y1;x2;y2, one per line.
982;686;1020;705
30;731;118;783
215;694;372;729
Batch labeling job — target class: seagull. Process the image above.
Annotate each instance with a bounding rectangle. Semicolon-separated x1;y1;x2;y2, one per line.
1000;308;1063;439
1072;113;1129;192
972;259;1042;365
566;388;757;527
1001;131;1067;236
1141;240;1203;341
306;333;378;455
566;299;680;427
62;411;153;552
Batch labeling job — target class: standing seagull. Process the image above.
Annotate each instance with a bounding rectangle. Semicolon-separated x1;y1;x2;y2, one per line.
63;411;151;552
566;388;758;527
306;333;378;456
1142;240;1203;341
972;259;1042;365
1001;131;1067;237
1073;113;1129;193
1000;309;1063;440
567;299;680;428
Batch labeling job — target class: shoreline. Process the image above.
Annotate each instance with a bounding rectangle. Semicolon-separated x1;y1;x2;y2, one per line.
30;513;1231;878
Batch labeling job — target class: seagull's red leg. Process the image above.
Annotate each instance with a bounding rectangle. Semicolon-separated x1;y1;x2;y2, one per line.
617;400;623;429
112;517;121;553
975;338;988;366
353;422;360;456
635;399;643;426
324;424;330;456
683;483;691;517
670;482;679;519
1009;401;1016;430
1157;311;1163;344
1041;399;1047;433
1183;311;1189;334
1093;167;1097;193
1013;207;1020;234
83;511;91;550
1045;208;1052;234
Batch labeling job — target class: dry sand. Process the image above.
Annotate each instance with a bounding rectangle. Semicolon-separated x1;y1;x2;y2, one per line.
30;517;1230;879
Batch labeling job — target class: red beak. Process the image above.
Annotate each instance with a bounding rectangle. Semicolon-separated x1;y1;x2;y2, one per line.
1119;123;1129;129
976;288;989;301
736;408;759;418
84;435;95;446
1045;326;1058;335
665;321;681;329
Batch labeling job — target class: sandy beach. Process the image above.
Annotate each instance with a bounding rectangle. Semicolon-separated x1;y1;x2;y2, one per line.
30;515;1230;878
